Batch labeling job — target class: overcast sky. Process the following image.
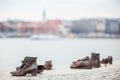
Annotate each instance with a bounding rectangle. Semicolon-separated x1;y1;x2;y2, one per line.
0;0;120;21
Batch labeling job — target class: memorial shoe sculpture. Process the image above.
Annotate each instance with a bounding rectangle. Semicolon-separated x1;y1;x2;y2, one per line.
70;60;92;69
11;57;39;76
70;56;92;69
101;56;113;66
44;60;53;70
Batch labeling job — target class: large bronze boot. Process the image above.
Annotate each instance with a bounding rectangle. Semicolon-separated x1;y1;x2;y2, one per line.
90;52;101;68
10;57;38;76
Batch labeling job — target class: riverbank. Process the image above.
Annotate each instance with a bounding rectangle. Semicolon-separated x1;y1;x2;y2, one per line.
0;60;120;80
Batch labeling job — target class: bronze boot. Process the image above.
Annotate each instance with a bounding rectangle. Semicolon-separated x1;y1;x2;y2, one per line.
10;57;38;76
90;52;101;68
101;56;113;66
44;60;52;70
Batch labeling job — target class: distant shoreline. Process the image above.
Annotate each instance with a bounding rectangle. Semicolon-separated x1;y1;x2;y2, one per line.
0;37;120;39
78;37;120;39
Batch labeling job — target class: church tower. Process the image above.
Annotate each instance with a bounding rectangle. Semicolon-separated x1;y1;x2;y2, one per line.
42;10;46;22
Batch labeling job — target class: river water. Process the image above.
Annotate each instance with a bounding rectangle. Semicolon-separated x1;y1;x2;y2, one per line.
0;38;120;70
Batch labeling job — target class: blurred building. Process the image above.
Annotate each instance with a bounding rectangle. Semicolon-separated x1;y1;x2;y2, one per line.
0;22;4;32
71;19;97;34
105;19;120;34
36;20;62;34
8;19;71;37
96;19;105;33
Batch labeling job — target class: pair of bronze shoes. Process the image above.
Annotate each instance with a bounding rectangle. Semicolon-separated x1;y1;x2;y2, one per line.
70;53;102;69
70;53;113;69
10;57;52;76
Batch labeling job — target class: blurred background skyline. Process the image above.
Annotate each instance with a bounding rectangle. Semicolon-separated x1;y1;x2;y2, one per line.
0;0;120;21
0;0;120;71
0;0;120;38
